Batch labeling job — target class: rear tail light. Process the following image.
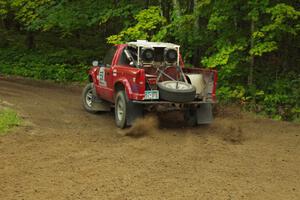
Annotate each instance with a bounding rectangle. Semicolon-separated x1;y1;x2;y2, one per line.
136;69;145;93
212;70;218;101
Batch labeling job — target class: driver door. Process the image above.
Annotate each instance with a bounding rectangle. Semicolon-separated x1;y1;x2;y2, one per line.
96;46;117;101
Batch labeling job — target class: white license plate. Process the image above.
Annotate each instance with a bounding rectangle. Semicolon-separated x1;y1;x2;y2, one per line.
144;90;159;100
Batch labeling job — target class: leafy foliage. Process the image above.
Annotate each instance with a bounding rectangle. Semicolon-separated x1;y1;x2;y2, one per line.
250;3;300;56
0;0;8;17
0;48;90;82
10;0;53;30
107;6;166;44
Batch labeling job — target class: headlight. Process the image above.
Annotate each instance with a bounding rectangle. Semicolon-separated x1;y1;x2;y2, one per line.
164;48;178;63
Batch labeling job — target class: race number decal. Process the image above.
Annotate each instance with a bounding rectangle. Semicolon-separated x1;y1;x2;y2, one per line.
98;67;107;86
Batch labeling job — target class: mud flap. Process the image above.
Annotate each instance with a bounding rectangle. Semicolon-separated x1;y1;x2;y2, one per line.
126;102;144;126
196;103;213;124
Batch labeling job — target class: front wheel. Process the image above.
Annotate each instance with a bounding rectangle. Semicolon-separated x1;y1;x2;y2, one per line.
82;83;97;113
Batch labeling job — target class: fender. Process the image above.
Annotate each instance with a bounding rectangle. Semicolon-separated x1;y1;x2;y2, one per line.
114;78;144;101
88;67;99;84
114;78;133;99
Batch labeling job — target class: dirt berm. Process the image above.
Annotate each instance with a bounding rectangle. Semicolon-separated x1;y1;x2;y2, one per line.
0;76;299;200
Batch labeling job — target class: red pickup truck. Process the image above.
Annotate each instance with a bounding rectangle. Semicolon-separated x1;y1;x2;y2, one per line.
82;41;217;128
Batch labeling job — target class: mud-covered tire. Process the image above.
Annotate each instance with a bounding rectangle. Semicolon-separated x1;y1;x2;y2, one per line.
115;90;144;129
115;91;128;128
184;108;197;127
157;81;196;103
184;104;213;126
82;83;97;113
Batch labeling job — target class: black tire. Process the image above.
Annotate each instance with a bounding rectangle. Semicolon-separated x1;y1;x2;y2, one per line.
184;108;197;127
115;90;128;128
157;81;196;103
82;83;97;113
184;104;213;126
115;90;144;129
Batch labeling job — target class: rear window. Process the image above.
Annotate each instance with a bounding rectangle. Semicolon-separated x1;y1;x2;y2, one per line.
117;46;137;66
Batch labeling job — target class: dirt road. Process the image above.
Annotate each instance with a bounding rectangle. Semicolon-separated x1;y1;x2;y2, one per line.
0;76;299;200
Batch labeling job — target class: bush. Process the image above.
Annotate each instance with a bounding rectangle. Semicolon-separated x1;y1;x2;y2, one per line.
0;48;91;82
217;75;300;122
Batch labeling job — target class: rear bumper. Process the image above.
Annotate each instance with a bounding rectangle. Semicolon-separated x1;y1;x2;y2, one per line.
132;99;216;105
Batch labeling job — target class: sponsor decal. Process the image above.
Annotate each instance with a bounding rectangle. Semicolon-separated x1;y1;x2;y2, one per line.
98;67;107;86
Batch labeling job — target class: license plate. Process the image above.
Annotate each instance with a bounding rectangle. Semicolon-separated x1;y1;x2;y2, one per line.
144;90;159;100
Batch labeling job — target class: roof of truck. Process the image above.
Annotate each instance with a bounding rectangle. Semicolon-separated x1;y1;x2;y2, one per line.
128;40;180;49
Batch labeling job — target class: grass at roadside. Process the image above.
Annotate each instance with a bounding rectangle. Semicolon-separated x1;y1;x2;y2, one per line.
0;108;21;135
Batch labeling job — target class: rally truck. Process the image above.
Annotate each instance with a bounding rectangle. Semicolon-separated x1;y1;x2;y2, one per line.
82;40;217;128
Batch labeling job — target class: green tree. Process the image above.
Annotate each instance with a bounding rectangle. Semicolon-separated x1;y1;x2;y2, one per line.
0;0;8;17
107;6;166;44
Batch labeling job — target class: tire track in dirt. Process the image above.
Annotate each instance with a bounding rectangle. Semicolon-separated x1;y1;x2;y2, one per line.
0;76;300;200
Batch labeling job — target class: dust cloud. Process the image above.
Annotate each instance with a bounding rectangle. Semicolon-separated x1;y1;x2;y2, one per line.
124;115;159;137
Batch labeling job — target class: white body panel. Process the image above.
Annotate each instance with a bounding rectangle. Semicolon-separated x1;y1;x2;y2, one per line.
186;74;206;96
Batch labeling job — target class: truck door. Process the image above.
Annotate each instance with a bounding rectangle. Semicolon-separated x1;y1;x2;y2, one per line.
96;46;117;102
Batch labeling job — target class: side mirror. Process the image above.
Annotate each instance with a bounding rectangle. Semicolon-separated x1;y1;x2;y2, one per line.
92;61;99;67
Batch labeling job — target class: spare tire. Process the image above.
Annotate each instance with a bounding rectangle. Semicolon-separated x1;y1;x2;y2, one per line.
157;81;196;103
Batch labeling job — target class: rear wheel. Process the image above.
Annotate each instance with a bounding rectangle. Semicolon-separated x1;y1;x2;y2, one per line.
184;104;214;126
184;108;197;126
115;90;144;129
115;91;127;128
